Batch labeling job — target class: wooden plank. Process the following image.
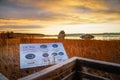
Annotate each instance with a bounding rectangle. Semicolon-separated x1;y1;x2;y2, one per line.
76;57;120;74
79;71;110;80
18;57;120;80
18;57;77;80
61;71;76;80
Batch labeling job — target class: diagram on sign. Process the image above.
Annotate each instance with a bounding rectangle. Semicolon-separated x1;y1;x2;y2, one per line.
20;43;68;69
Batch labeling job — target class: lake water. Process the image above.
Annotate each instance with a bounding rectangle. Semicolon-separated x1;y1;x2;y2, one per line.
42;35;120;40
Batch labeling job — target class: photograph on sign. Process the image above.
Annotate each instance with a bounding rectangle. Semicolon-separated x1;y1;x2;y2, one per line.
20;43;68;69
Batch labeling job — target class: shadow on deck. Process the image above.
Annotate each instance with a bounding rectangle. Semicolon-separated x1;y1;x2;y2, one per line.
18;57;120;80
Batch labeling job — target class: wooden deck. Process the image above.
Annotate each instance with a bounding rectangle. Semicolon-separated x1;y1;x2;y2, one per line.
18;57;120;80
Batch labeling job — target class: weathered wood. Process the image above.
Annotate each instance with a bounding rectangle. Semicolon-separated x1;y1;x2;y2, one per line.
76;57;120;74
18;57;77;80
61;71;76;80
18;57;120;80
79;72;110;80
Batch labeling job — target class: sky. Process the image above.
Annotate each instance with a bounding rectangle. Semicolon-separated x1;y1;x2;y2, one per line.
0;0;120;35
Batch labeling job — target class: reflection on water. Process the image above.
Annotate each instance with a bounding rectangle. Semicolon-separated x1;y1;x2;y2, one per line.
42;35;120;40
94;36;120;40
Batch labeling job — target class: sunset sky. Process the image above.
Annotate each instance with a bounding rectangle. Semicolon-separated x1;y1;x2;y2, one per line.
0;0;120;35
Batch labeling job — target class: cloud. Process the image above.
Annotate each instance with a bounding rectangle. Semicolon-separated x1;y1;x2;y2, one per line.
104;0;120;9
73;6;93;13
0;5;57;20
0;0;120;25
0;25;44;29
0;0;60;20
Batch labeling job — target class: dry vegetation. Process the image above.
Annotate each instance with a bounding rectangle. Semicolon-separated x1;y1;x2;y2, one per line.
0;37;120;80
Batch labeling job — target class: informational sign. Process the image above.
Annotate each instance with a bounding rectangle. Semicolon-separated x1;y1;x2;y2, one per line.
20;43;68;69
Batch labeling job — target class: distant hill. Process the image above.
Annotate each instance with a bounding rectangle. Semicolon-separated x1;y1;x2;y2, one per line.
14;33;45;37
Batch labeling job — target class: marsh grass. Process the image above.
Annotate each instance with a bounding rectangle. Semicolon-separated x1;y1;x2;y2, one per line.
0;37;120;80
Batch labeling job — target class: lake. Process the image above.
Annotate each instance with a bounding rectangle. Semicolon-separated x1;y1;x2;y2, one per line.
41;35;120;40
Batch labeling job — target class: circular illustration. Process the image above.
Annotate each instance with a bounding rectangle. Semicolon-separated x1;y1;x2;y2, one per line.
40;45;47;49
58;52;64;56
25;54;36;59
42;53;49;57
52;52;57;56
52;44;58;48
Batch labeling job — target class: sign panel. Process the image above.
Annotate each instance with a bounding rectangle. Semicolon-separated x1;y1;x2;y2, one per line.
20;43;68;69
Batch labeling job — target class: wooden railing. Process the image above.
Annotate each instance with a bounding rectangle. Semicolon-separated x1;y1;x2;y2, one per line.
18;57;120;80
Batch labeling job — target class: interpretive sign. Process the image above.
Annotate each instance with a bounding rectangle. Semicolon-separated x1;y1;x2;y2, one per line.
20;43;68;69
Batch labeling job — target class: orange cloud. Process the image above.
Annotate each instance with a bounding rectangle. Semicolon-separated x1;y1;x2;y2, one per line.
0;0;120;26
